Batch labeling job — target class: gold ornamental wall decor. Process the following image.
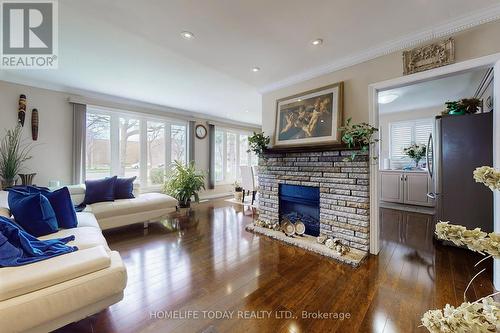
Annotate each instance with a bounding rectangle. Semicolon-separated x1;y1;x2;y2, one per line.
403;38;455;75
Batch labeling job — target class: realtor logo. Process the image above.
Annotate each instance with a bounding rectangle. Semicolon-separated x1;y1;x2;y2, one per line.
1;0;58;68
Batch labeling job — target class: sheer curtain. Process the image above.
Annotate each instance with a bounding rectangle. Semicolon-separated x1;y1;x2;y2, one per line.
72;103;87;184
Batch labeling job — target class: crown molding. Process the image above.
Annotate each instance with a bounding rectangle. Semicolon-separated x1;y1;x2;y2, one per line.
259;3;500;94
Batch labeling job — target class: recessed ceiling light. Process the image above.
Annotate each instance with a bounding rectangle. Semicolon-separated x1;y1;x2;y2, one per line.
245;110;249;113
297;99;302;102
252;67;260;72
181;31;195;39
378;93;399;104
312;38;323;46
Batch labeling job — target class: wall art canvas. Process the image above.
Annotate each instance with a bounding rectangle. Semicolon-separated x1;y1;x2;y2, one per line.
274;82;343;147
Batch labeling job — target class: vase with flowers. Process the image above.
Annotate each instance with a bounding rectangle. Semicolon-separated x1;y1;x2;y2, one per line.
403;143;426;169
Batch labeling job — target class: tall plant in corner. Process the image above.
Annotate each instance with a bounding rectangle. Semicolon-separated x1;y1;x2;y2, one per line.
338;118;379;161
163;160;205;208
0;125;32;188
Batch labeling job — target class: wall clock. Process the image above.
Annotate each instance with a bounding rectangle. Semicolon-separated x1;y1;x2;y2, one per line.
195;124;207;139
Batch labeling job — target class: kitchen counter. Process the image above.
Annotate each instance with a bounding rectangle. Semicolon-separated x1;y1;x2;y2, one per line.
380;169;428;173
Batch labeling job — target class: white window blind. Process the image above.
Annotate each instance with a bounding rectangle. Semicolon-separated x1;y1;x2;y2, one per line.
390;118;433;161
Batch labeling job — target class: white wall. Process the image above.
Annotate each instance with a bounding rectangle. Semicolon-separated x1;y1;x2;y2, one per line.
379;106;441;168
261;21;500;142
0;81;73;187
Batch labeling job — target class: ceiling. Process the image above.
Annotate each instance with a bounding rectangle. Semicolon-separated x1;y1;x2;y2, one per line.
378;68;489;114
1;0;500;125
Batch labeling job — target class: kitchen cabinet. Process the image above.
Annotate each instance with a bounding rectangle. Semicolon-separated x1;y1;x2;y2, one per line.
380;170;434;207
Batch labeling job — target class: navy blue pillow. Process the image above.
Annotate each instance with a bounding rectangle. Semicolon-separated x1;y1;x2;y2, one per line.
7;190;58;237
84;176;117;205
37;187;78;229
114;176;136;199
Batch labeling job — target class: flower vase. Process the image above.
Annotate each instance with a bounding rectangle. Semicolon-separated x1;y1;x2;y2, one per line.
414;159;421;169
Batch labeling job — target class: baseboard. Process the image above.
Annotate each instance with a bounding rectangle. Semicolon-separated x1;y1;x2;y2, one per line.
199;192;233;201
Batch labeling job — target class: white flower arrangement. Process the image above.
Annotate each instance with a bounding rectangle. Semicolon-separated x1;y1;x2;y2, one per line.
421;166;500;332
403;143;426;167
474;166;500;191
422;297;500;333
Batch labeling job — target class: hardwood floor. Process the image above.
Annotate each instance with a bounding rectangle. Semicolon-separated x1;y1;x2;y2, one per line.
55;202;496;333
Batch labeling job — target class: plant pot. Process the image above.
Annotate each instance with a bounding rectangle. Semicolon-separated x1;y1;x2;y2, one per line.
1;178;16;189
178;199;191;209
449;110;466;116
234;191;243;201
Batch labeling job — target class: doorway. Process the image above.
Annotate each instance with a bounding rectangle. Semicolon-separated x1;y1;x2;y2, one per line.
369;53;500;255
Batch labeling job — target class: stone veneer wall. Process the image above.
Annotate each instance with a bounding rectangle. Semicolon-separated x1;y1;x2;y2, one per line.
257;149;370;252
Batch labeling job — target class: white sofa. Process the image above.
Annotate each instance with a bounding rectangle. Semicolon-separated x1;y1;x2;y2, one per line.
0;186;178;332
67;184;178;230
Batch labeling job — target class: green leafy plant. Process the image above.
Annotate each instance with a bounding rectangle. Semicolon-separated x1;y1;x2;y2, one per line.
247;132;270;159
163;160;205;208
443;98;481;115
0;125;32;187
338;118;378;161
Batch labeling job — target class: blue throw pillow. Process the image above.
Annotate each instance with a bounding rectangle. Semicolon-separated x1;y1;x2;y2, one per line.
114;176;136;199
7;190;58;237
84;176;117;205
35;187;78;229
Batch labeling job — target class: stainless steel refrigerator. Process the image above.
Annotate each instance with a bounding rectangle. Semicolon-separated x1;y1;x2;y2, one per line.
427;112;493;232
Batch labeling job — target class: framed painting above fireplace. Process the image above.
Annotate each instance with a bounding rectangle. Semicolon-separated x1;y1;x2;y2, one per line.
273;82;343;148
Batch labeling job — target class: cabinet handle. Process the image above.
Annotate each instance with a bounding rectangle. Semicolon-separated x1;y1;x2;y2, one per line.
404;175;407;181
400;175;403;181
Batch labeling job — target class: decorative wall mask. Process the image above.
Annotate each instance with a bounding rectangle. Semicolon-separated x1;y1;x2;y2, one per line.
18;94;27;126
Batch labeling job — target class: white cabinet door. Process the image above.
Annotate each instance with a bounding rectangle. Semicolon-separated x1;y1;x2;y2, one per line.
380;172;404;203
404;173;432;206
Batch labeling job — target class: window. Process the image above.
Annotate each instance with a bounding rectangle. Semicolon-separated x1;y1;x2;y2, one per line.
215;128;257;184
86;113;111;180
147;121;166;185
171;125;186;163
390;119;433;161
119;117;140;179
85;108;187;188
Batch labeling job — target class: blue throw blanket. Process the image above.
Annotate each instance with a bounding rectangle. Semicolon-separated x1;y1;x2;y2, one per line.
0;216;78;267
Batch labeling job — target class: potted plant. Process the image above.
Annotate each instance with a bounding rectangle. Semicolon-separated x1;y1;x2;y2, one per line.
403;143;426;168
247;132;270;159
163;160;205;208
0;125;32;188
233;181;243;201
443;98;482;115
338;118;379;161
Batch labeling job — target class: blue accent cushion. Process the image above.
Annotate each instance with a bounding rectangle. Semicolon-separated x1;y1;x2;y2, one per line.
12;186;78;229
114;176;136;199
38;187;78;229
7;190;58;237
84;176;117;204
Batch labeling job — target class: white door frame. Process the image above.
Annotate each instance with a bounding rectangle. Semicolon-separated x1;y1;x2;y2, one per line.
368;52;500;262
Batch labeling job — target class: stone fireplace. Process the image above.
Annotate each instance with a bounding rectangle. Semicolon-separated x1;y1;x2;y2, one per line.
256;148;370;254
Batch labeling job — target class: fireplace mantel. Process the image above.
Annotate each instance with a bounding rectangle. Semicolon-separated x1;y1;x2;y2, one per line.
263;144;363;154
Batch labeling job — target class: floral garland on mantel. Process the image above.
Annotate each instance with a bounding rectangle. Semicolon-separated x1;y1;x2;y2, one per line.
421;166;500;333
